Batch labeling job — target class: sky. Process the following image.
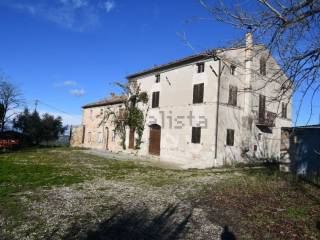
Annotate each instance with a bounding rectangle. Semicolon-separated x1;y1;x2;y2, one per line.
0;0;318;126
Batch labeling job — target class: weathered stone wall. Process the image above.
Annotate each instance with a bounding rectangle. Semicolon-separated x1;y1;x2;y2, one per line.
70;125;84;147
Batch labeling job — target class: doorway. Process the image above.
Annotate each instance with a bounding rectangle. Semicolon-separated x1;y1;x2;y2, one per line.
129;128;135;149
149;124;161;155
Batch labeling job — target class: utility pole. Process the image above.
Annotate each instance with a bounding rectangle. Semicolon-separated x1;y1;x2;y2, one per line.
34;99;39;112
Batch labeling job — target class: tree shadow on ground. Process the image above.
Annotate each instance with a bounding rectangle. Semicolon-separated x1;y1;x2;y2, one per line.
220;226;236;240
63;205;192;240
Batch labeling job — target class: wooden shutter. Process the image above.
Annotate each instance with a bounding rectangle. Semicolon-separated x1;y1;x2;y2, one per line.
199;83;204;103
260;58;266;76
82;125;86;144
149;125;161;155
282;103;287;118
129;128;135;149
155;74;160;83
193;84;198;104
259;95;266;122
152;92;159;108
197;63;204;73
228;85;237;106
230;65;236;75
193;83;204;104
191;127;201;144
234;86;238;106
226;129;234;146
156;92;159;107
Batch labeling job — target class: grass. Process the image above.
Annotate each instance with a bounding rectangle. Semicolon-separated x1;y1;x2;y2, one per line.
0;148;319;240
196;166;320;239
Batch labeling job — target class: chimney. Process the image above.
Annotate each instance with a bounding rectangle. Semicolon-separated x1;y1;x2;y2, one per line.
244;30;253;116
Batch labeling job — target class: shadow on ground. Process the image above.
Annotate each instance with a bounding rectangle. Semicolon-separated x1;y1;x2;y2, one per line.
63;205;192;240
220;226;236;240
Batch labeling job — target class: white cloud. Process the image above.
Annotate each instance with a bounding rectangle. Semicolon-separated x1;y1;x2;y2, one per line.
69;88;85;97
54;80;78;88
63;80;77;86
60;0;88;9
104;0;115;13
2;0;115;32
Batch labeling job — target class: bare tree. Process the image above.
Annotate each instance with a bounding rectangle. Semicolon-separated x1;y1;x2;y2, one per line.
0;75;23;132
199;0;320;124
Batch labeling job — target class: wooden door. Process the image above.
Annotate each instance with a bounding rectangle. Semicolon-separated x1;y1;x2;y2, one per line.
129;128;135;149
149;125;161;155
105;127;109;150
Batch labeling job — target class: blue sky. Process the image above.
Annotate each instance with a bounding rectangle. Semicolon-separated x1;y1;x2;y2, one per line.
0;0;318;126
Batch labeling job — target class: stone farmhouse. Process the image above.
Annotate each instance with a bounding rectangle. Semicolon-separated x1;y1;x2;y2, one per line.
71;32;292;169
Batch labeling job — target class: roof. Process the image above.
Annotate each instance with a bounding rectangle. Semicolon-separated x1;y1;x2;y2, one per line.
282;124;320;130
126;46;251;79
82;95;127;109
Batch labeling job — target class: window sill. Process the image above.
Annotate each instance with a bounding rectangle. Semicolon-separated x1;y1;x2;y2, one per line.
192;102;205;105
188;142;203;145
221;103;241;109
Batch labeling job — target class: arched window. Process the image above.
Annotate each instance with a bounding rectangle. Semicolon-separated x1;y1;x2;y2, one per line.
260;57;267;76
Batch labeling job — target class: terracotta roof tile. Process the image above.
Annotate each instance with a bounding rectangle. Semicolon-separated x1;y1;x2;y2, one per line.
82;95;126;109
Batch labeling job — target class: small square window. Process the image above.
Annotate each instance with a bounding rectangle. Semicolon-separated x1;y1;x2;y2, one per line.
197;62;205;73
226;129;234;146
230;65;236;75
155;74;160;83
191;127;201;144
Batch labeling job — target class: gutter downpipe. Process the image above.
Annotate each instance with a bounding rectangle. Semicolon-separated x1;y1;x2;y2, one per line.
214;57;222;160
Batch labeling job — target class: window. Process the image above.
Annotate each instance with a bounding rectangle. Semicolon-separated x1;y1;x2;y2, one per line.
88;132;92;143
260;57;267;76
97;132;103;143
191;127;201;144
152;91;160;108
259;94;266;122
281;102;287;118
90;109;93;120
228;85;238;106
197;62;205;73
112;130;116;142
82;126;86;144
100;108;104;115
193;83;204;104
230;65;236;75
226;129;234;146
155;74;160;83
118;108;125;119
